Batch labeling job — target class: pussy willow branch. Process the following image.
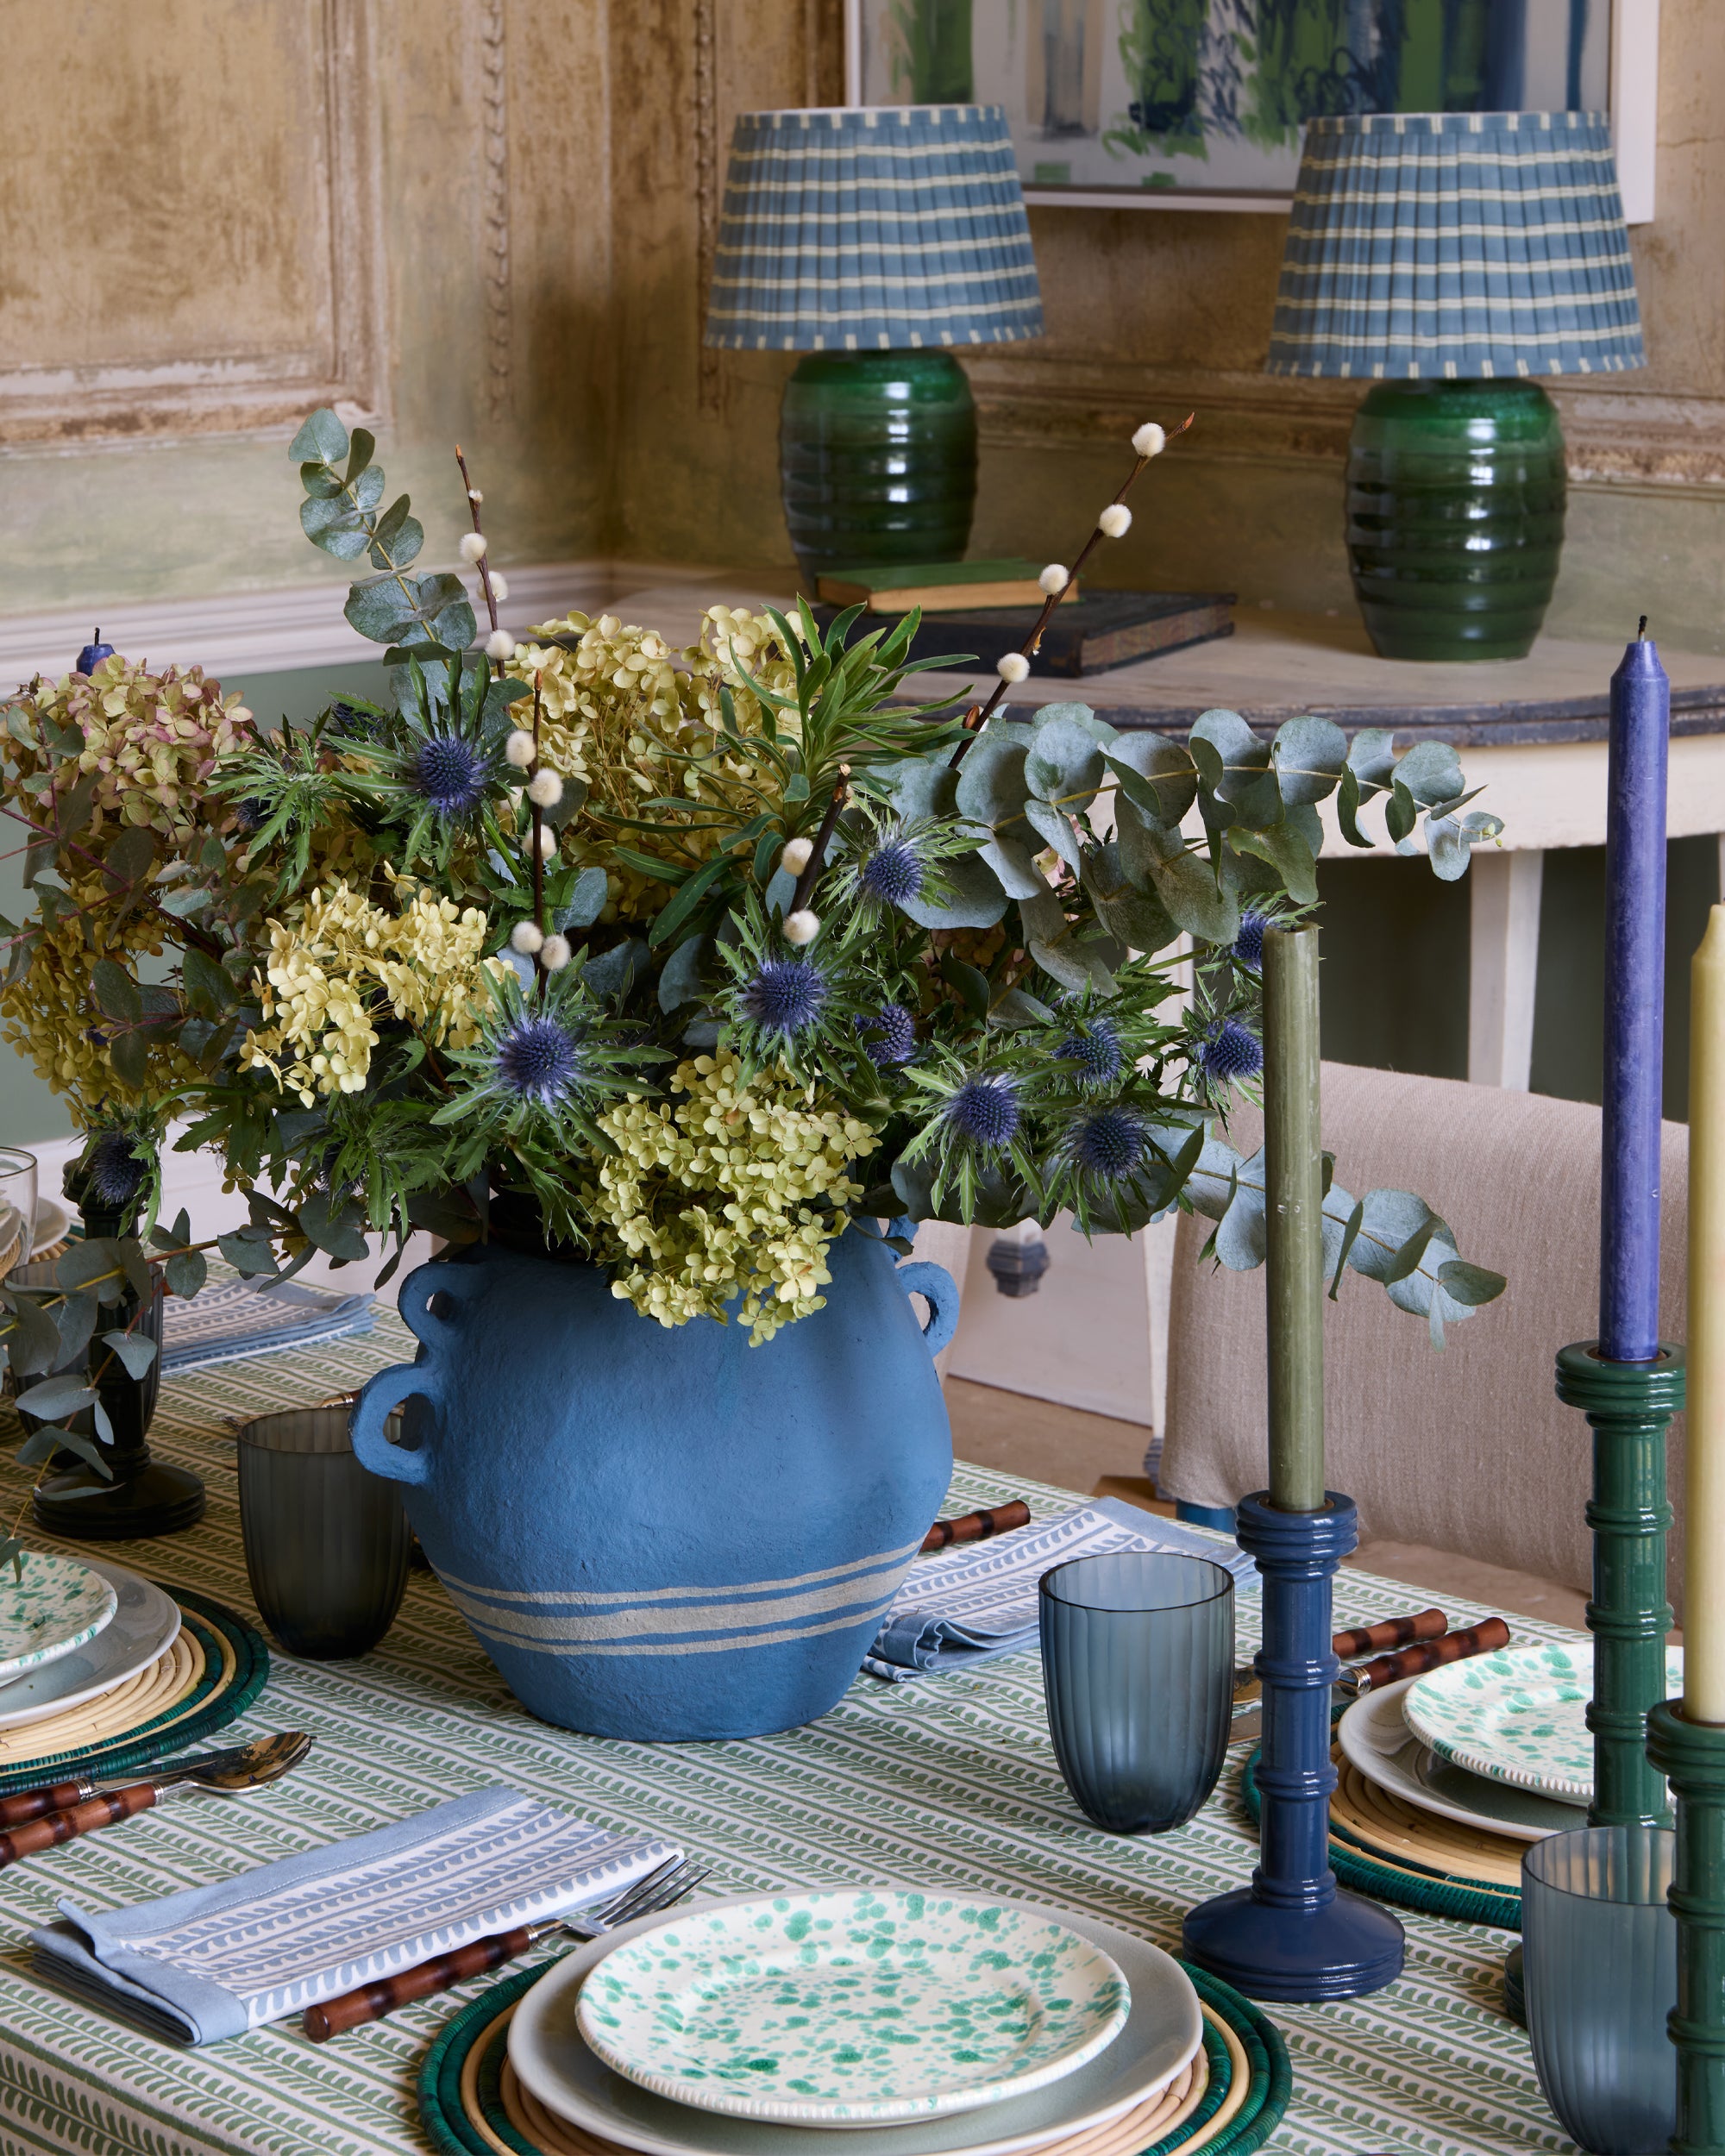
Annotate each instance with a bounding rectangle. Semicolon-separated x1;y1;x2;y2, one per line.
790;763;850;914
947;411;1197;770
530;671;546;971
454;445;504;676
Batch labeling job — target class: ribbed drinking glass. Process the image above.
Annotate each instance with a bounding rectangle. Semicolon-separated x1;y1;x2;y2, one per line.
0;1149;37;1282
237;1407;411;1659
1522;1825;1676;2156
1039;1552;1235;1834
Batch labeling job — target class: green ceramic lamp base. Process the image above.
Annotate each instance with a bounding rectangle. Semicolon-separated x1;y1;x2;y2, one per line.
1346;379;1567;663
779;351;977;586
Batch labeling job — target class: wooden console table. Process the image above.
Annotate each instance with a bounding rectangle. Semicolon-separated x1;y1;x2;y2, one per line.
613;584;1725;1093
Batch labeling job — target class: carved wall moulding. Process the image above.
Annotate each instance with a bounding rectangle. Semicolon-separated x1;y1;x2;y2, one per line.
0;0;386;448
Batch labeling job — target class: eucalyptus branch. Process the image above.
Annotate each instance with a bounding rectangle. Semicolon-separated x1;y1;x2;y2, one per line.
949;411;1197;768
0;801;226;959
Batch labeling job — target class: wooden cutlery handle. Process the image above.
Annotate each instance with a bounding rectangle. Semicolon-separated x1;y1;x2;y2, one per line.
0;1783;157;1866
303;1926;534;2040
1358;1617;1511;1692
920;1501;1030;1551
0;1778;89;1827
1333;1608;1446;1659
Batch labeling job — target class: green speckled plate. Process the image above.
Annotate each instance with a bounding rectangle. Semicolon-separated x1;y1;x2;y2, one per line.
0;1551;117;1683
1403;1640;1684;1806
574;1889;1132;2128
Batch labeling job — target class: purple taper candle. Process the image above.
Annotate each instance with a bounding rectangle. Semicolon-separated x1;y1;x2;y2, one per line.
1600;618;1672;1362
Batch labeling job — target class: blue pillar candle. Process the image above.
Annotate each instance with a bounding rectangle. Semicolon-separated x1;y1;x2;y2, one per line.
1600;624;1672;1363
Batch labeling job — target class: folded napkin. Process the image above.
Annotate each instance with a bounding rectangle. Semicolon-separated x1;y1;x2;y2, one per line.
160;1275;375;1376
862;1496;1256;1681
31;1787;677;2045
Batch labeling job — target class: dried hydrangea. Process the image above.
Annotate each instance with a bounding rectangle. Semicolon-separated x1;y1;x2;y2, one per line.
508;606;799;922
240;872;505;1106
587;1051;878;1344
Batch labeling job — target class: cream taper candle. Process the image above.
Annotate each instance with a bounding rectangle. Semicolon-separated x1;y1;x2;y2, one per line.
1687;905;1725;1722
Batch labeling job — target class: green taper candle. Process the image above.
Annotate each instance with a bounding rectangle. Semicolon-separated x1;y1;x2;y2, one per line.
1264;924;1327;1514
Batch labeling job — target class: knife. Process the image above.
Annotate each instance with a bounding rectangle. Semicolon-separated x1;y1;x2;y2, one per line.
1228;1618;1511;1744
0;1739;271;1828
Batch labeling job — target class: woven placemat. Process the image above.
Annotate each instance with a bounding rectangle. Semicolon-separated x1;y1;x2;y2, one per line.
418;1958;1289;2156
0;1586;267;1794
1240;1744;1524;1931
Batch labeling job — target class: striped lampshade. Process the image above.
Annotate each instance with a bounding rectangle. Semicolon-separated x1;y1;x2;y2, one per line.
704;105;1043;354
1267;110;1644;381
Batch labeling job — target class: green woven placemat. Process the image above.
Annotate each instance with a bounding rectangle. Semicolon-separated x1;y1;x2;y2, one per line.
1239;1746;1523;1932
0;1585;268;1796
417;1953;1290;2156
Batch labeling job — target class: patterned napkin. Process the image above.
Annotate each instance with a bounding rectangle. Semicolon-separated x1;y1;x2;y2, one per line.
30;1788;678;2044
862;1496;1256;1681
160;1275;375;1376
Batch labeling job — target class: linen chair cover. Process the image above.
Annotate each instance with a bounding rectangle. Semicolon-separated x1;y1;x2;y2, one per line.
1157;1062;1689;1608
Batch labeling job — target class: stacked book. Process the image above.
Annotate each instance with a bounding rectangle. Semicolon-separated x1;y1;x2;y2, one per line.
813;558;1234;678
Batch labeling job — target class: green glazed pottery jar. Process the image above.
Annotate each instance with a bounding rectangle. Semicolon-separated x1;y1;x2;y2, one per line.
1345;379;1567;662
779;350;976;584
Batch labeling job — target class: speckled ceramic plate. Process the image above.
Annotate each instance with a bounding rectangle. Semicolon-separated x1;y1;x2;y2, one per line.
574;1889;1132;2128
1337;1675;1587;1840
1403;1640;1684;1805
0;1552;117;1683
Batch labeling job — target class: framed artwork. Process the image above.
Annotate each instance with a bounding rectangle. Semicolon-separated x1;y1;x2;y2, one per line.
844;0;1658;220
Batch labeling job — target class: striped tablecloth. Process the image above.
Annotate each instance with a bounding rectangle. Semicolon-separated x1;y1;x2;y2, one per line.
0;1304;1578;2156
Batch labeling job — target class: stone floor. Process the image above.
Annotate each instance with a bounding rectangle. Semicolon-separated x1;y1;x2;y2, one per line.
946;1376;1590;1633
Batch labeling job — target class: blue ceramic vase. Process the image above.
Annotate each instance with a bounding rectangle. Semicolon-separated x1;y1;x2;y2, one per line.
349;1231;958;1741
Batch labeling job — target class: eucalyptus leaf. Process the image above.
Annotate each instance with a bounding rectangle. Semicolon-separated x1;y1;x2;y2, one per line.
3;1293;61;1376
164;1249;208;1300
897;850;1008;931
108;1027;149;1090
951;732;1030;828
879;756;959;824
1394;739;1465;807
1213;1151;1269;1270
299;1194;370;1262
1024;716;1106;810
100;1329;157;1379
1029;934;1115;995
1230;823;1318;906
1348;728;1398;793
1022;798;1082;872
556;866;611;932
657;933;710;1013
217;1231;279;1278
14;1376;98;1420
91;959;142;1026
1144;843;1240;946
1270;716;1349;806
288;408;348;465
1104;735;1197;826
582;937;649;1002
975;834;1048;899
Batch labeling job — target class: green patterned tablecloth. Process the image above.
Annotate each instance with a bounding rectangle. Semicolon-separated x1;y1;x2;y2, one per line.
0;1307;1576;2156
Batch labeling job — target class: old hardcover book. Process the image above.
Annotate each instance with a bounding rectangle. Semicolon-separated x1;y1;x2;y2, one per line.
815;559;1078;612
821;591;1237;677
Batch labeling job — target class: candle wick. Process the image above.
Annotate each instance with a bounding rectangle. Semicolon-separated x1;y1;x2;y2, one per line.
1639;616;1649;639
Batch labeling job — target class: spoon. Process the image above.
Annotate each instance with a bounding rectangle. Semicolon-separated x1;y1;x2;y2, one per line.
0;1732;312;1868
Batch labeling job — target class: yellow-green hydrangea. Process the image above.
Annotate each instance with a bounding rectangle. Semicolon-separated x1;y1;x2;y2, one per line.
588;1051;879;1344
241;871;505;1106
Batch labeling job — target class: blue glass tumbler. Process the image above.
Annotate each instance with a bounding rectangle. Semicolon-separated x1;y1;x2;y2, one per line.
1039;1552;1235;1834
1522;1825;1676;2156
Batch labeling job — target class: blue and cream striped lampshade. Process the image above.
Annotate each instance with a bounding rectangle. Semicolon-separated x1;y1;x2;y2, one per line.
704;105;1043;354
1267;110;1644;380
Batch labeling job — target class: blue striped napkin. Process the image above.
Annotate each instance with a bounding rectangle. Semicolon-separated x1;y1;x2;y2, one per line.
862;1497;1255;1682
30;1788;677;2044
160;1276;375;1376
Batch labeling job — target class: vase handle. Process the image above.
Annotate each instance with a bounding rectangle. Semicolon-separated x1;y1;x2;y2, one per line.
894;1262;959;1360
349;1363;436;1488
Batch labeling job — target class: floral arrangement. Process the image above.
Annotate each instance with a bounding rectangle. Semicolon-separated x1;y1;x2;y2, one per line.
0;407;1503;1385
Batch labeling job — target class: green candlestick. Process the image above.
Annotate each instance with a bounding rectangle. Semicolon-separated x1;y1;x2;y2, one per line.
1264;925;1326;1515
1554;1344;1685;1827
1646;1702;1725;2154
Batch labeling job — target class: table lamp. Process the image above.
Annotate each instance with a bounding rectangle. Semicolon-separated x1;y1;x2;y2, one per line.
705;104;1043;584
1266;110;1644;662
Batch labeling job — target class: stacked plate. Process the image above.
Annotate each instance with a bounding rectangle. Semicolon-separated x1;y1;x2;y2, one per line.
0;1555;182;1758
507;1888;1208;2156
1337;1639;1685;1844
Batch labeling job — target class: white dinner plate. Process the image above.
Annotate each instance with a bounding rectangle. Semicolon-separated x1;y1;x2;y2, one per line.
0;1551;117;1683
1337;1676;1589;1842
511;1896;1202;2156
0;1561;179;1730
576;1889;1131;2128
30;1200;70;1257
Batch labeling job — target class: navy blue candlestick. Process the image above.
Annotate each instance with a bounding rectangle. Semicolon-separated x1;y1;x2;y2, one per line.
1601;623;1670;1362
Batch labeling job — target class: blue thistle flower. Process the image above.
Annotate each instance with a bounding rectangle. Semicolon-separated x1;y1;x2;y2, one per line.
1074;1108;1145;1180
413;735;487;815
861;840;925;908
946;1075;1020;1150
1232;912;1268;973
1055;1020;1122;1089
856;1005;915;1066
494;1016;584;1105
1201;1018;1263;1083
84;1132;147;1209
741;958;829;1037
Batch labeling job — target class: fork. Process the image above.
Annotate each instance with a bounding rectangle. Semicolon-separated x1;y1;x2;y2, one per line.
303;1854;709;2040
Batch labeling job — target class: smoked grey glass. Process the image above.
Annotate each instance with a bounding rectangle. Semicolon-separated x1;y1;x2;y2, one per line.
1522;1825;1676;2156
1039;1552;1235;1834
237;1407;411;1659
